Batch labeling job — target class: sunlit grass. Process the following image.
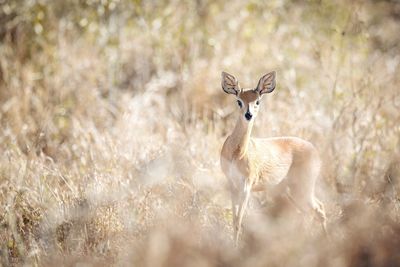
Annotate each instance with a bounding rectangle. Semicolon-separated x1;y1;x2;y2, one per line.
0;0;400;266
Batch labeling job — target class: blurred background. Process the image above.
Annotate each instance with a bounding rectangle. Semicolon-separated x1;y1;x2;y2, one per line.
1;0;400;266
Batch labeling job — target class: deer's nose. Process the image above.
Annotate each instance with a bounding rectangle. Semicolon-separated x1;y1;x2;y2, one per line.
245;112;252;121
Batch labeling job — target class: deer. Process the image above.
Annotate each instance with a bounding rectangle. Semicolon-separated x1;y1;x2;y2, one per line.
219;71;327;245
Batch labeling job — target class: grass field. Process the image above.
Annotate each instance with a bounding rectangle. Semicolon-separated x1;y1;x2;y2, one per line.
1;0;400;266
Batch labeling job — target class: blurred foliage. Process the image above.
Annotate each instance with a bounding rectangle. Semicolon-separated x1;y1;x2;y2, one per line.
0;0;400;266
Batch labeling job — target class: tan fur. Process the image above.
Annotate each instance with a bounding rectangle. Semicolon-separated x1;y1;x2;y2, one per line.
220;72;327;245
238;90;259;103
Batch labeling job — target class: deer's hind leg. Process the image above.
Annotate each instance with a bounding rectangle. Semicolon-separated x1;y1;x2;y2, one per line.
311;197;327;235
286;157;327;234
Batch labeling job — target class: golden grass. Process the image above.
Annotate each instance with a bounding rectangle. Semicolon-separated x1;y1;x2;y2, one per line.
1;0;400;266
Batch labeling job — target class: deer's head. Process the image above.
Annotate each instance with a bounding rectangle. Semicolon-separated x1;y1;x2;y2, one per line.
221;71;276;122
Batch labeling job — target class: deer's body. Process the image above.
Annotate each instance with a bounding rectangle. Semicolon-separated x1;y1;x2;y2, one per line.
222;135;319;191
219;71;326;245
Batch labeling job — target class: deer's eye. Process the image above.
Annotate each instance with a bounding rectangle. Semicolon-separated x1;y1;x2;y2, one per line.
237;100;242;108
256;100;260;105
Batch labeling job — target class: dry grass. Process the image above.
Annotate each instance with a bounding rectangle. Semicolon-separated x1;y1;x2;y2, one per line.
1;0;400;266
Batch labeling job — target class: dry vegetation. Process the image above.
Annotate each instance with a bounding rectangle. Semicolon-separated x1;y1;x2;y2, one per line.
1;0;400;266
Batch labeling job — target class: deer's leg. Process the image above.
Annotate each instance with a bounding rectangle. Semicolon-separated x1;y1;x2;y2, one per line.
286;157;327;235
311;197;327;235
230;189;239;240
228;180;240;240
287;190;327;235
235;180;252;246
288;188;327;235
285;188;307;214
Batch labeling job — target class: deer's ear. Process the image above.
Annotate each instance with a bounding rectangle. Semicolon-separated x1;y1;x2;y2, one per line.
256;71;276;95
221;71;240;95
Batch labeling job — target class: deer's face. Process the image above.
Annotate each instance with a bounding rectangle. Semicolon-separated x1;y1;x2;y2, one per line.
221;71;276;122
236;90;261;122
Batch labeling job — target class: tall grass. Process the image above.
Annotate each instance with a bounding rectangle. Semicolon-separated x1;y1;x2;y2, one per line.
1;0;400;266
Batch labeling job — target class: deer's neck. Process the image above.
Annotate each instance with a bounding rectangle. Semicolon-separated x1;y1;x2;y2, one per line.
230;117;254;159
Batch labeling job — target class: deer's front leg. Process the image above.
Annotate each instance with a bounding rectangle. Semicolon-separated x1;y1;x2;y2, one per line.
231;191;239;240
228;180;240;240
235;179;252;245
